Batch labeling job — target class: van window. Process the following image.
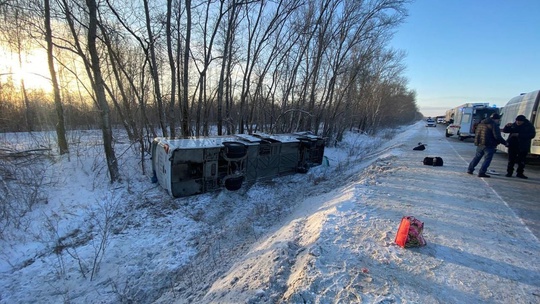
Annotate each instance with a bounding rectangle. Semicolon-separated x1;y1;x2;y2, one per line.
462;113;471;123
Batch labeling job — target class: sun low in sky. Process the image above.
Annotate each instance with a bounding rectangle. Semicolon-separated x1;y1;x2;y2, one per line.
0;47;53;92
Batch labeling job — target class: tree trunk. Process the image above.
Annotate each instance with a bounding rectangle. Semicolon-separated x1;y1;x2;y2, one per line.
181;0;191;137
44;0;68;154
166;0;177;138
143;0;167;137
86;0;120;183
217;1;239;136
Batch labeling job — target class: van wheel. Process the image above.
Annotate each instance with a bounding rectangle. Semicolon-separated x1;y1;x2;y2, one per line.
223;142;247;159
445;130;451;137
224;175;244;191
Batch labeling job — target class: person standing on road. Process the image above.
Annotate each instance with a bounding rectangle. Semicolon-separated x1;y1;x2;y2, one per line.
503;115;536;178
467;113;507;178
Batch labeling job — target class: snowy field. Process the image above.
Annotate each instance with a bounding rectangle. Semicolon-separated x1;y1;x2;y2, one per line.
1;122;539;303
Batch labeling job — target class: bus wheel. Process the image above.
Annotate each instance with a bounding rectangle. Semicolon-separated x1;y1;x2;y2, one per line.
225;175;244;191
223;142;247;159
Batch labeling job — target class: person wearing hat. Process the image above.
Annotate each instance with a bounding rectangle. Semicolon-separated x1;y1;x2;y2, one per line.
502;114;536;178
467;113;507;177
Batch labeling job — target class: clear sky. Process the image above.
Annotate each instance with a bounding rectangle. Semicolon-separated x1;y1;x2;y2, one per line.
391;0;540;117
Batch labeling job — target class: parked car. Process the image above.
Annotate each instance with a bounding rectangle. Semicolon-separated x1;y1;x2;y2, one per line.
426;119;436;127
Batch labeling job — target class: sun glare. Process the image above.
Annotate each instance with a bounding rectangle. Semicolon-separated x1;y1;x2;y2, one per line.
1;48;53;92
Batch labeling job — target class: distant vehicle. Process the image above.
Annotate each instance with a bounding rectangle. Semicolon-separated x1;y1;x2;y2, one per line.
445;103;500;140
497;90;540;157
426;118;436;127
151;132;325;197
436;117;445;124
445;108;456;125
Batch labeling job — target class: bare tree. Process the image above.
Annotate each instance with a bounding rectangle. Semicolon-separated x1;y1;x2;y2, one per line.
0;3;34;131
103;0;157;141
192;0;225;136
1;0;417;161
244;0;303;134
217;0;241;135
181;0;192;137
166;0;177;137
44;0;69;154
85;0;120;182
143;0;167;137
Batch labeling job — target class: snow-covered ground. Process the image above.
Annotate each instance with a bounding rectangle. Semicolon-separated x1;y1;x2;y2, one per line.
1;122;539;304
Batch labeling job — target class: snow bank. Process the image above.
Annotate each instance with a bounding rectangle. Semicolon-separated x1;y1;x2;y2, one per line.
1;123;539;304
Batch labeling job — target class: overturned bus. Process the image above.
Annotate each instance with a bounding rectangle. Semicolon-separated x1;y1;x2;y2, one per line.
151;132;325;197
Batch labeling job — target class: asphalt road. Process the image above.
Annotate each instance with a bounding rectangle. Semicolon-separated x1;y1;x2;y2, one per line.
434;124;540;241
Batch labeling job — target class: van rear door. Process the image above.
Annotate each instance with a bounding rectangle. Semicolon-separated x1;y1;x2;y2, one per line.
458;107;474;139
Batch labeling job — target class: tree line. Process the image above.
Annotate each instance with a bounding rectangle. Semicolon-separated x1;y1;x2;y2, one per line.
0;0;420;182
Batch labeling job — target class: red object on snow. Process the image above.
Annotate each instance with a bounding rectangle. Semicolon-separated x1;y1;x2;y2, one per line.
395;216;426;248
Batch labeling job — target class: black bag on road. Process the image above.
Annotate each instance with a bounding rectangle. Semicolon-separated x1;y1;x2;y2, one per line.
423;156;443;166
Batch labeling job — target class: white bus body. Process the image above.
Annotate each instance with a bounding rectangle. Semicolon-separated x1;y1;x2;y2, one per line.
497;90;540;157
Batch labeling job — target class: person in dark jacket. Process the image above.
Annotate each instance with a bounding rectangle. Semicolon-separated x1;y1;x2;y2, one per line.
467;113;507;177
502;115;536;178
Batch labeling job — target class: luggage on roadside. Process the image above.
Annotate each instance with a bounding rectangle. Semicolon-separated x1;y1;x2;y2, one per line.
413;142;426;151
395;216;427;248
423;156;443;166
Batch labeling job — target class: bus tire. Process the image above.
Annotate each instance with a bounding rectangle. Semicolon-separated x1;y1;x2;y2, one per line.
225;176;244;191
223;142;247;159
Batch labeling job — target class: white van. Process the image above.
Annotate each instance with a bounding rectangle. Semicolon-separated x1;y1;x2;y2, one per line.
445;103;500;140
497;90;540;157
